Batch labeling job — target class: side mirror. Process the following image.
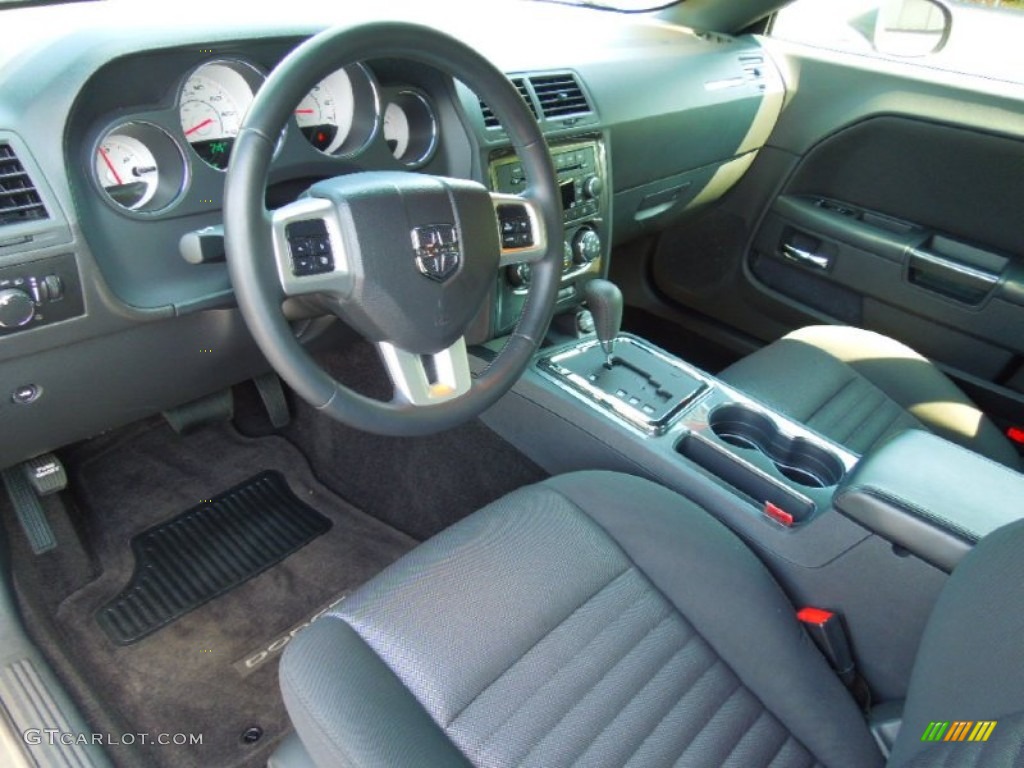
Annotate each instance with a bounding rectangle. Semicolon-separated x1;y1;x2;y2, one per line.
850;0;952;57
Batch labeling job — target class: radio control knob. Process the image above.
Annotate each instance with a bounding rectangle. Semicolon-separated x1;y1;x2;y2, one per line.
572;228;601;265
0;288;35;329
506;263;531;288
583;175;604;200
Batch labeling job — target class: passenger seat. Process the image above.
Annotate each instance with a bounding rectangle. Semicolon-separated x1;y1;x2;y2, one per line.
718;325;1022;470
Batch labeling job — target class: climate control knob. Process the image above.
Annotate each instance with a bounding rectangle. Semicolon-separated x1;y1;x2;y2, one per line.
583;175;604;200
0;288;35;329
572;228;601;266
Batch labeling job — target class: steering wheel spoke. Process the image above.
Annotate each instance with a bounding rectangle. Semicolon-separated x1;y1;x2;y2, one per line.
492;192;548;268
378;337;472;406
270;197;352;299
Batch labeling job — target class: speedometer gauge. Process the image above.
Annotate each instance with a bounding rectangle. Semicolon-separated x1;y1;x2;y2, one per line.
296;63;380;157
179;61;262;170
93;122;186;214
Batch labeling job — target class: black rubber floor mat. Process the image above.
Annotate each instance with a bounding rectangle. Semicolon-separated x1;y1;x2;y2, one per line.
97;471;331;645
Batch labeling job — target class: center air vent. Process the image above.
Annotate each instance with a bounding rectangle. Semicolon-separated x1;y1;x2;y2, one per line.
480;78;537;128
738;54;767;92
0;143;48;227
530;73;591;119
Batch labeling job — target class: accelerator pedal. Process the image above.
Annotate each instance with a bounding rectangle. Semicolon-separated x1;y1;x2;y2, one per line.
2;453;66;554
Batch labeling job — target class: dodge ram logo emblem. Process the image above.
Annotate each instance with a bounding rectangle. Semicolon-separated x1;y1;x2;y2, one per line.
411;224;460;282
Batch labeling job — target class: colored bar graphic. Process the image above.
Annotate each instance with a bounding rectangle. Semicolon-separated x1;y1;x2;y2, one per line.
921;720;996;742
921;722;950;741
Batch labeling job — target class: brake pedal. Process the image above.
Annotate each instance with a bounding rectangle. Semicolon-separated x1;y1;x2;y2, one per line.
253;372;291;428
2;452;64;554
163;388;234;434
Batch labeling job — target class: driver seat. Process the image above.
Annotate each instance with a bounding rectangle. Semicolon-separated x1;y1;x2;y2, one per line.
278;471;1024;767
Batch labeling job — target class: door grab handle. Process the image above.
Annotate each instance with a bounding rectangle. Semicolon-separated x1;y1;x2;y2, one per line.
782;244;830;270
908;249;1000;286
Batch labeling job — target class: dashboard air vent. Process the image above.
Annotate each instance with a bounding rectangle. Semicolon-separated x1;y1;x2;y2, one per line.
738;54;767;92
0;143;48;226
530;73;591;119
480;78;537;128
695;31;736;44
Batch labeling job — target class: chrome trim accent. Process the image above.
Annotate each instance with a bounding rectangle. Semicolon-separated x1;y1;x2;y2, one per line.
411;223;460;282
538;336;712;436
782;243;830;270
270;197;351;298
491;192;547;267
378;337;471;406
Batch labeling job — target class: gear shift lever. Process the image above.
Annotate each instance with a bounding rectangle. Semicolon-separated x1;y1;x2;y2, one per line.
584;278;623;367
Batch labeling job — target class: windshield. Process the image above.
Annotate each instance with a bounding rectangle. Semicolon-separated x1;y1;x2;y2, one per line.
530;0;683;10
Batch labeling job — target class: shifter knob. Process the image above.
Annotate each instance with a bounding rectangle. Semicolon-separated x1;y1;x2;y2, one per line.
583;278;623;362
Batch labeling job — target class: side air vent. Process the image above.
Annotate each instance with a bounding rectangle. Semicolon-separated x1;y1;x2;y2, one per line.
530;73;591;119
738;54;767;92
0;143;48;226
695;31;736;44
480;78;537;128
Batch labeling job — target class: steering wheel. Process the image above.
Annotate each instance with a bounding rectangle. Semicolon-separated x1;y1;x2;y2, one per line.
224;22;563;436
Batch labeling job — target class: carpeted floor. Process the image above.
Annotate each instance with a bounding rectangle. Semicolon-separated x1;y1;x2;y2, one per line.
12;420;417;768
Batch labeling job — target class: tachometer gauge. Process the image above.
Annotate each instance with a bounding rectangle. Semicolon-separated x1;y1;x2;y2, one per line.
383;91;438;168
93;122;187;214
179;61;262;170
95;134;159;210
296;63;380;157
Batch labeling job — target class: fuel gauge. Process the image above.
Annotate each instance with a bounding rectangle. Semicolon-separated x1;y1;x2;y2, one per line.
93;123;186;214
95;134;159;210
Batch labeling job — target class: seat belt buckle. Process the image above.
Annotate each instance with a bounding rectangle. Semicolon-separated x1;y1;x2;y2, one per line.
1006;426;1024;445
797;607;855;685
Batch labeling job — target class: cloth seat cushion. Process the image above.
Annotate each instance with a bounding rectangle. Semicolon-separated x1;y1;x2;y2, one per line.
718;325;1021;469
280;470;883;768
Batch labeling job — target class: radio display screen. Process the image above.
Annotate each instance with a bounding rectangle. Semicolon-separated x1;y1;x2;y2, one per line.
559;179;575;211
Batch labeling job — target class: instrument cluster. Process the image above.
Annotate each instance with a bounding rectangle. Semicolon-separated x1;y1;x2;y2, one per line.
92;57;440;215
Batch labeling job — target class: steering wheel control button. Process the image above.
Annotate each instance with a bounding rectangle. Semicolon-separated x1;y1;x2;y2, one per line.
411;224;460;283
11;384;41;405
286;219;334;277
497;205;534;249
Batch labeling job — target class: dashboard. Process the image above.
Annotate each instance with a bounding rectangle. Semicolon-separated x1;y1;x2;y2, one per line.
0;0;783;469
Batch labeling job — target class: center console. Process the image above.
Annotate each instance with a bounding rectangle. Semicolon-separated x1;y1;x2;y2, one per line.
538;334;858;529
488;136;608;335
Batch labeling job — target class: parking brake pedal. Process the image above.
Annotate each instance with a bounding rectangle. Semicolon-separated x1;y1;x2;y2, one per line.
2;453;65;555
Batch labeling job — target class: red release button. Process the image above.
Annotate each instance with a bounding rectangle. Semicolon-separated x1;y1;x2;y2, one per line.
797;607;835;626
764;501;794;527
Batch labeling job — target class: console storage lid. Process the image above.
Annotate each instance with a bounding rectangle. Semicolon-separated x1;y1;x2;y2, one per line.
834;429;1024;572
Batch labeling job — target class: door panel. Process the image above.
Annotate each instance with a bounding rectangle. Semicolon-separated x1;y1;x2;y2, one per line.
644;41;1024;413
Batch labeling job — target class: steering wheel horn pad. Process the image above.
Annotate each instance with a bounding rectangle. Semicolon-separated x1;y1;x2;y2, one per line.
224;21;562;436
304;172;499;355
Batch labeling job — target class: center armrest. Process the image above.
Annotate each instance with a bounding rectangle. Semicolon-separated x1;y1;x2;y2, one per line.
833;429;1024;572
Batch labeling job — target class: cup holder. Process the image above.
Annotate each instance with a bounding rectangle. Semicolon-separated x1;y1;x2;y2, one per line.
708;404;845;488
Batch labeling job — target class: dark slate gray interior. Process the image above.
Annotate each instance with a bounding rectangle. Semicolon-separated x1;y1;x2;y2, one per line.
0;0;1021;766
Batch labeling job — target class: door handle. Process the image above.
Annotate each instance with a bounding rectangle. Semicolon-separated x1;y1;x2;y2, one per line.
782;243;830;270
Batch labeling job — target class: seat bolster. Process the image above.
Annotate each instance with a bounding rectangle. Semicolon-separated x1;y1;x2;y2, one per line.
280;615;471;768
889;518;1024;767
545;471;884;768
